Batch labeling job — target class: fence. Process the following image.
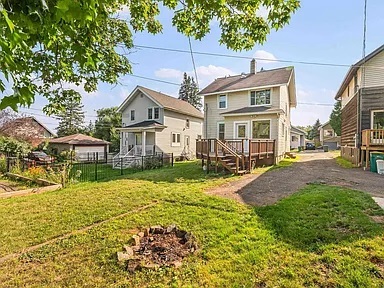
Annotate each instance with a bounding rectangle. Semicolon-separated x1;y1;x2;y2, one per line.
341;146;360;166
2;152;174;184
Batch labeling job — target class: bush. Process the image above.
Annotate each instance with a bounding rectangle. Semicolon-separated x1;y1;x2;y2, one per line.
0;136;31;155
0;155;6;173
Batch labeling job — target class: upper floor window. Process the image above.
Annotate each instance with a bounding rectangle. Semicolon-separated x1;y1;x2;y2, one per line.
130;110;135;121
250;89;271;106
147;107;160;120
186;119;190;129
218;95;227;109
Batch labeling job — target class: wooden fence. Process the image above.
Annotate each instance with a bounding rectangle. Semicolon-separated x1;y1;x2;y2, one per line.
341;146;360;166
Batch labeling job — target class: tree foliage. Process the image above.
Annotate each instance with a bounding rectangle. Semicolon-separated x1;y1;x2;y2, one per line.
0;0;300;113
0;136;31;155
56;93;85;137
329;101;341;136
308;119;321;140
93;107;121;152
178;72;201;110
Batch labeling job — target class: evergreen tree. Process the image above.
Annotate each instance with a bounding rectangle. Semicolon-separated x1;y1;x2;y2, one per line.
83;121;95;136
56;92;85;137
329;101;341;136
308;119;322;141
178;73;202;110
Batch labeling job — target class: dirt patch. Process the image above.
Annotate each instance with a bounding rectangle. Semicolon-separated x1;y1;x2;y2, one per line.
206;151;384;206
117;225;197;272
370;216;384;224
0;179;26;193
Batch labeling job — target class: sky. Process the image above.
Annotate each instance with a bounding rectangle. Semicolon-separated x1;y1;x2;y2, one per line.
13;0;384;131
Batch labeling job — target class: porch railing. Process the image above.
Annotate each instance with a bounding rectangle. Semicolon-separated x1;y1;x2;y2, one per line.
362;129;384;147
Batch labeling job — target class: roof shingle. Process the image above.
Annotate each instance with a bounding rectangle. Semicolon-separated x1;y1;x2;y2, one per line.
49;134;110;145
199;67;294;95
220;106;283;115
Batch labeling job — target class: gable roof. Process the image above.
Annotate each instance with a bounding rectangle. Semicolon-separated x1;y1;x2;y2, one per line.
1;116;56;137
118;86;204;119
291;126;307;135
198;66;294;96
124;120;164;128
49;134;110;145
335;44;384;99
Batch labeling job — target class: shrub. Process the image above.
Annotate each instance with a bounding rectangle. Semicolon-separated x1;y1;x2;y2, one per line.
0;155;6;173
0;136;31;155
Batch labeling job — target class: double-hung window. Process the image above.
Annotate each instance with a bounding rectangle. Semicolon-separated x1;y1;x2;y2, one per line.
250;90;271;106
148;108;153;120
148;107;160;120
252;120;271;139
171;133;181;146
218;95;227;109
130;110;135;121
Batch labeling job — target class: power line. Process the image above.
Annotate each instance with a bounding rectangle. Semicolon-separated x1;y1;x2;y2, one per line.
188;37;199;88
125;74;181;86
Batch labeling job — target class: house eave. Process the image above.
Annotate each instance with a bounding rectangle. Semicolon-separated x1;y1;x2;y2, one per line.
220;110;284;117
199;83;286;97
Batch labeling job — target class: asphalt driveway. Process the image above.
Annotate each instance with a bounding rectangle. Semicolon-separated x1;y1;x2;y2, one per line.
207;151;384;206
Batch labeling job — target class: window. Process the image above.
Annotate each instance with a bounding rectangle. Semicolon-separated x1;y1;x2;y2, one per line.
171;132;181;146
237;124;246;138
130;110;135;121
218;123;225;140
148;107;159;120
252;120;270;139
347;85;350;97
354;74;358;93
218;95;227;109
186;119;190;129
250;90;271;106
154;107;159;119
372;110;384;129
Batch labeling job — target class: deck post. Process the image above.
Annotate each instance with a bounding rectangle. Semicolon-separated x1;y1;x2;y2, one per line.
215;139;218;173
249;139;252;171
207;140;211;174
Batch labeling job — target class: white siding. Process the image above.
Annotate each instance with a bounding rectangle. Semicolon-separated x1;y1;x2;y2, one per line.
156;110;203;157
121;91;164;126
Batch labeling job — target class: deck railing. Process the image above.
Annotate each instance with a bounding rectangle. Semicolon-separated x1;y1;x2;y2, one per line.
362;129;384;147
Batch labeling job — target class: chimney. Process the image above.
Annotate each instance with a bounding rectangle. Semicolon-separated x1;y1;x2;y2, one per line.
250;59;256;74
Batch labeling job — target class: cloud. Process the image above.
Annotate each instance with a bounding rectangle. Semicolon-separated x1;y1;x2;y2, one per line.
253;50;277;64
257;6;270;19
155;65;235;87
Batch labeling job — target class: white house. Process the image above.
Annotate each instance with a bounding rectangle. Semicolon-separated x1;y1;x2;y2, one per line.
116;86;203;165
199;60;297;161
290;126;306;150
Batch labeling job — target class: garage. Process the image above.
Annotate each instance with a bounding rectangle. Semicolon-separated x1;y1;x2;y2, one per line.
48;133;110;161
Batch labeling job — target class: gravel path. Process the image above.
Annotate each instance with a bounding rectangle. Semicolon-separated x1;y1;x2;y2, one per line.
206;151;384;206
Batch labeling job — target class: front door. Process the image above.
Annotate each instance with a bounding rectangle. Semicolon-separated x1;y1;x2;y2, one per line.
135;133;142;155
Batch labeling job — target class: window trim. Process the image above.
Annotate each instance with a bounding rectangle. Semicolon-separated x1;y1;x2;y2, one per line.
147;108;153;120
217;122;225;140
233;121;250;139
217;94;227;109
371;109;384;129
249;89;272;107
130;110;135;121
251;119;271;139
154;107;160;119
148;107;160;120
171;132;181;147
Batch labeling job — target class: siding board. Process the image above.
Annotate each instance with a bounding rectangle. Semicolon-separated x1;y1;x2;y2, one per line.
341;94;358;147
361;87;384;131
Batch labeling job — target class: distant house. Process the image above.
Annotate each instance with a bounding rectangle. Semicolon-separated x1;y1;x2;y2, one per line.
0;116;55;146
335;44;384;165
49;134;110;161
290;126;306;149
116;86;203;165
318;121;340;150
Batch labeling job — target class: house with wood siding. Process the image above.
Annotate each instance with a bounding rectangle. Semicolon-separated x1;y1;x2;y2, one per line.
194;60;296;175
115;86;203;167
335;44;384;166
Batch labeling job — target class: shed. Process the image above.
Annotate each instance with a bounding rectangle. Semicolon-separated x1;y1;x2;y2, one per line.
49;134;110;160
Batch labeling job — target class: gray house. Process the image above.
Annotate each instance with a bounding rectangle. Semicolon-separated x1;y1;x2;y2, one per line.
116;86;203;164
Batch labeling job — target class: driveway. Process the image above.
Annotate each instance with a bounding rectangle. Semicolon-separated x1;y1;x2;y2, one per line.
206;151;384;206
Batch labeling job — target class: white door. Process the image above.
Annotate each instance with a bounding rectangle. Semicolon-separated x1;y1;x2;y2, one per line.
234;122;249;153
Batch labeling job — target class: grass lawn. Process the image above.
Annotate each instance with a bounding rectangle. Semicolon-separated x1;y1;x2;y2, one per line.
336;156;356;169
0;162;384;287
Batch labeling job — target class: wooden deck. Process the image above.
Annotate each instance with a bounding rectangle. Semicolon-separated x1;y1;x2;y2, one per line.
196;138;276;175
360;129;384;167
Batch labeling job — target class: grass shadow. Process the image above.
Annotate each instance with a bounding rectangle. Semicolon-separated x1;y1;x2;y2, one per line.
254;184;384;252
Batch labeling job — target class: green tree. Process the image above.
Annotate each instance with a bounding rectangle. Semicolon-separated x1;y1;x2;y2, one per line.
329;101;341;136
83;120;95;136
93;107;121;152
56;93;85;137
178;73;201;110
0;0;300;113
308;119;321;141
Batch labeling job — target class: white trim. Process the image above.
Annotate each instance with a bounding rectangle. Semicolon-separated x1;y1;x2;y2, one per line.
233;121;250;139
251;119;271;139
147;106;160;120
371;109;384;129
200;83;285;97
249;88;272;107
130;109;135;122
221;109;283;117
217;121;225;139
217;94;227;109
